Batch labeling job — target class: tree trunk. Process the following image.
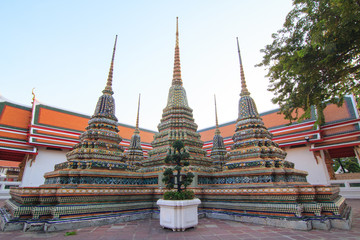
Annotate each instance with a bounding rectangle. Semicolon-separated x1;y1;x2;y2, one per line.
176;169;181;192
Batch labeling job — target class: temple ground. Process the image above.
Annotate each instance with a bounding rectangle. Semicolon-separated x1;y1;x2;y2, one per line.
0;199;359;240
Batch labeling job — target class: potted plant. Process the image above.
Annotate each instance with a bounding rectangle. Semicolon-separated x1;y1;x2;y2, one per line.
157;140;201;231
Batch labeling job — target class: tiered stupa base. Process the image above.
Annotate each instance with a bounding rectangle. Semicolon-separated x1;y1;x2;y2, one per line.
194;163;352;230
198;185;351;230
1;166;161;231
1;187;156;232
0;161;352;232
0;183;352;232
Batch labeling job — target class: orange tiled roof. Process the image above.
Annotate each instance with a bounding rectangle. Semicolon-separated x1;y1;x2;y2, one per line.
0;160;20;168
28;102;156;150
0;99;37;155
0;105;31;130
37;107;88;132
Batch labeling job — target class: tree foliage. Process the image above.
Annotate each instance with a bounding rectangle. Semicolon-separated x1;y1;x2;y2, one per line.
258;0;360;124
333;157;360;173
162;140;194;195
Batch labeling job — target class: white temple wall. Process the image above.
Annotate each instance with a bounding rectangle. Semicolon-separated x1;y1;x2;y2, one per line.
21;147;68;187
284;146;330;185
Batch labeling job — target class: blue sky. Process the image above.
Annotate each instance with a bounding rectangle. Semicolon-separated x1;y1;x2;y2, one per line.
0;0;293;131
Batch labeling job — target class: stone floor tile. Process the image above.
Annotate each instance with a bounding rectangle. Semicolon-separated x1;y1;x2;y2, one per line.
184;236;204;240
200;236;221;240
217;234;242;240
99;232;126;240
228;230;246;234
238;238;262;240
260;237;292;240
165;236;186;240
247;232;273;238
149;236;167;240
286;235;312;240
205;224;218;228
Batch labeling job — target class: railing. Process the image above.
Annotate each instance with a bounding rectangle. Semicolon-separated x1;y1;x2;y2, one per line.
331;177;360;199
0;181;21;199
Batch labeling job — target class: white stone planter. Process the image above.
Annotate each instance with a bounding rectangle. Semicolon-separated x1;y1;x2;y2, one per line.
157;198;201;231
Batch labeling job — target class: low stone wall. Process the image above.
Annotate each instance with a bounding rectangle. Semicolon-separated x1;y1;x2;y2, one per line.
335;173;360;180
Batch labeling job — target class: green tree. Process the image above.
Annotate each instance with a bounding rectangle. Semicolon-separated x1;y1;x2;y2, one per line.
258;0;360;125
333;157;360;173
162;140;194;194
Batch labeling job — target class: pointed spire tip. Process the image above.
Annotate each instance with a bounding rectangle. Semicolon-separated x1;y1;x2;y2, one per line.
214;94;220;135
135;93;141;133
237;37;250;97
172;17;182;86
103;35;118;95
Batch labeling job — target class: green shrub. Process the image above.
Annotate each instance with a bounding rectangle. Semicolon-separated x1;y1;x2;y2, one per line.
65;231;77;236
163;190;195;200
162;140;195;192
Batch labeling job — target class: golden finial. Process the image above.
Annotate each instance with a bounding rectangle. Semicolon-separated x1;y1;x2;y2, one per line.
31;88;36;104
214;94;221;135
237;37;250;97
103;35;118;95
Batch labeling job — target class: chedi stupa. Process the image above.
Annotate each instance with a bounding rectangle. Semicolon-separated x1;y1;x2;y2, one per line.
0;19;352;232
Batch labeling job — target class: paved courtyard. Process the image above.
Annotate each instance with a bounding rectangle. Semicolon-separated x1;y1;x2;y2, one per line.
0;199;359;240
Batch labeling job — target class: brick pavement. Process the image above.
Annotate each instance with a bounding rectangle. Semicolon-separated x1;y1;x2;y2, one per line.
0;199;359;240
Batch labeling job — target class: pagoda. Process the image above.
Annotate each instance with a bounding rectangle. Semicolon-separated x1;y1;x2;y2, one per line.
58;35;127;172
210;95;228;170
142;17;214;173
126;94;144;168
224;39;299;177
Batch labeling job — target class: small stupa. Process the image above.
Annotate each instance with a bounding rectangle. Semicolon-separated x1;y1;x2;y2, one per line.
223;38;301;180
210;95;228;169
126;94;144;168
54;35;128;173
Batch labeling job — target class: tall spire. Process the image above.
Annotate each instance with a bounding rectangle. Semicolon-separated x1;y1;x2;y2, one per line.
126;93;144;168
103;35;118;95
214;94;220;135
211;94;227;169
93;35;118;120
134;94;141;134
145;17;213;172
172;17;182;86
176;16;179;47
237;37;250;97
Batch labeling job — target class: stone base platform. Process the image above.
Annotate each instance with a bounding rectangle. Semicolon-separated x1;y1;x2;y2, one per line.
151;206;353;231
200;205;352;231
1;205;352;232
0;207;152;232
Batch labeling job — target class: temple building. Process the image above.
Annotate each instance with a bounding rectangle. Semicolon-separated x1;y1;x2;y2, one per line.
0;18;357;232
